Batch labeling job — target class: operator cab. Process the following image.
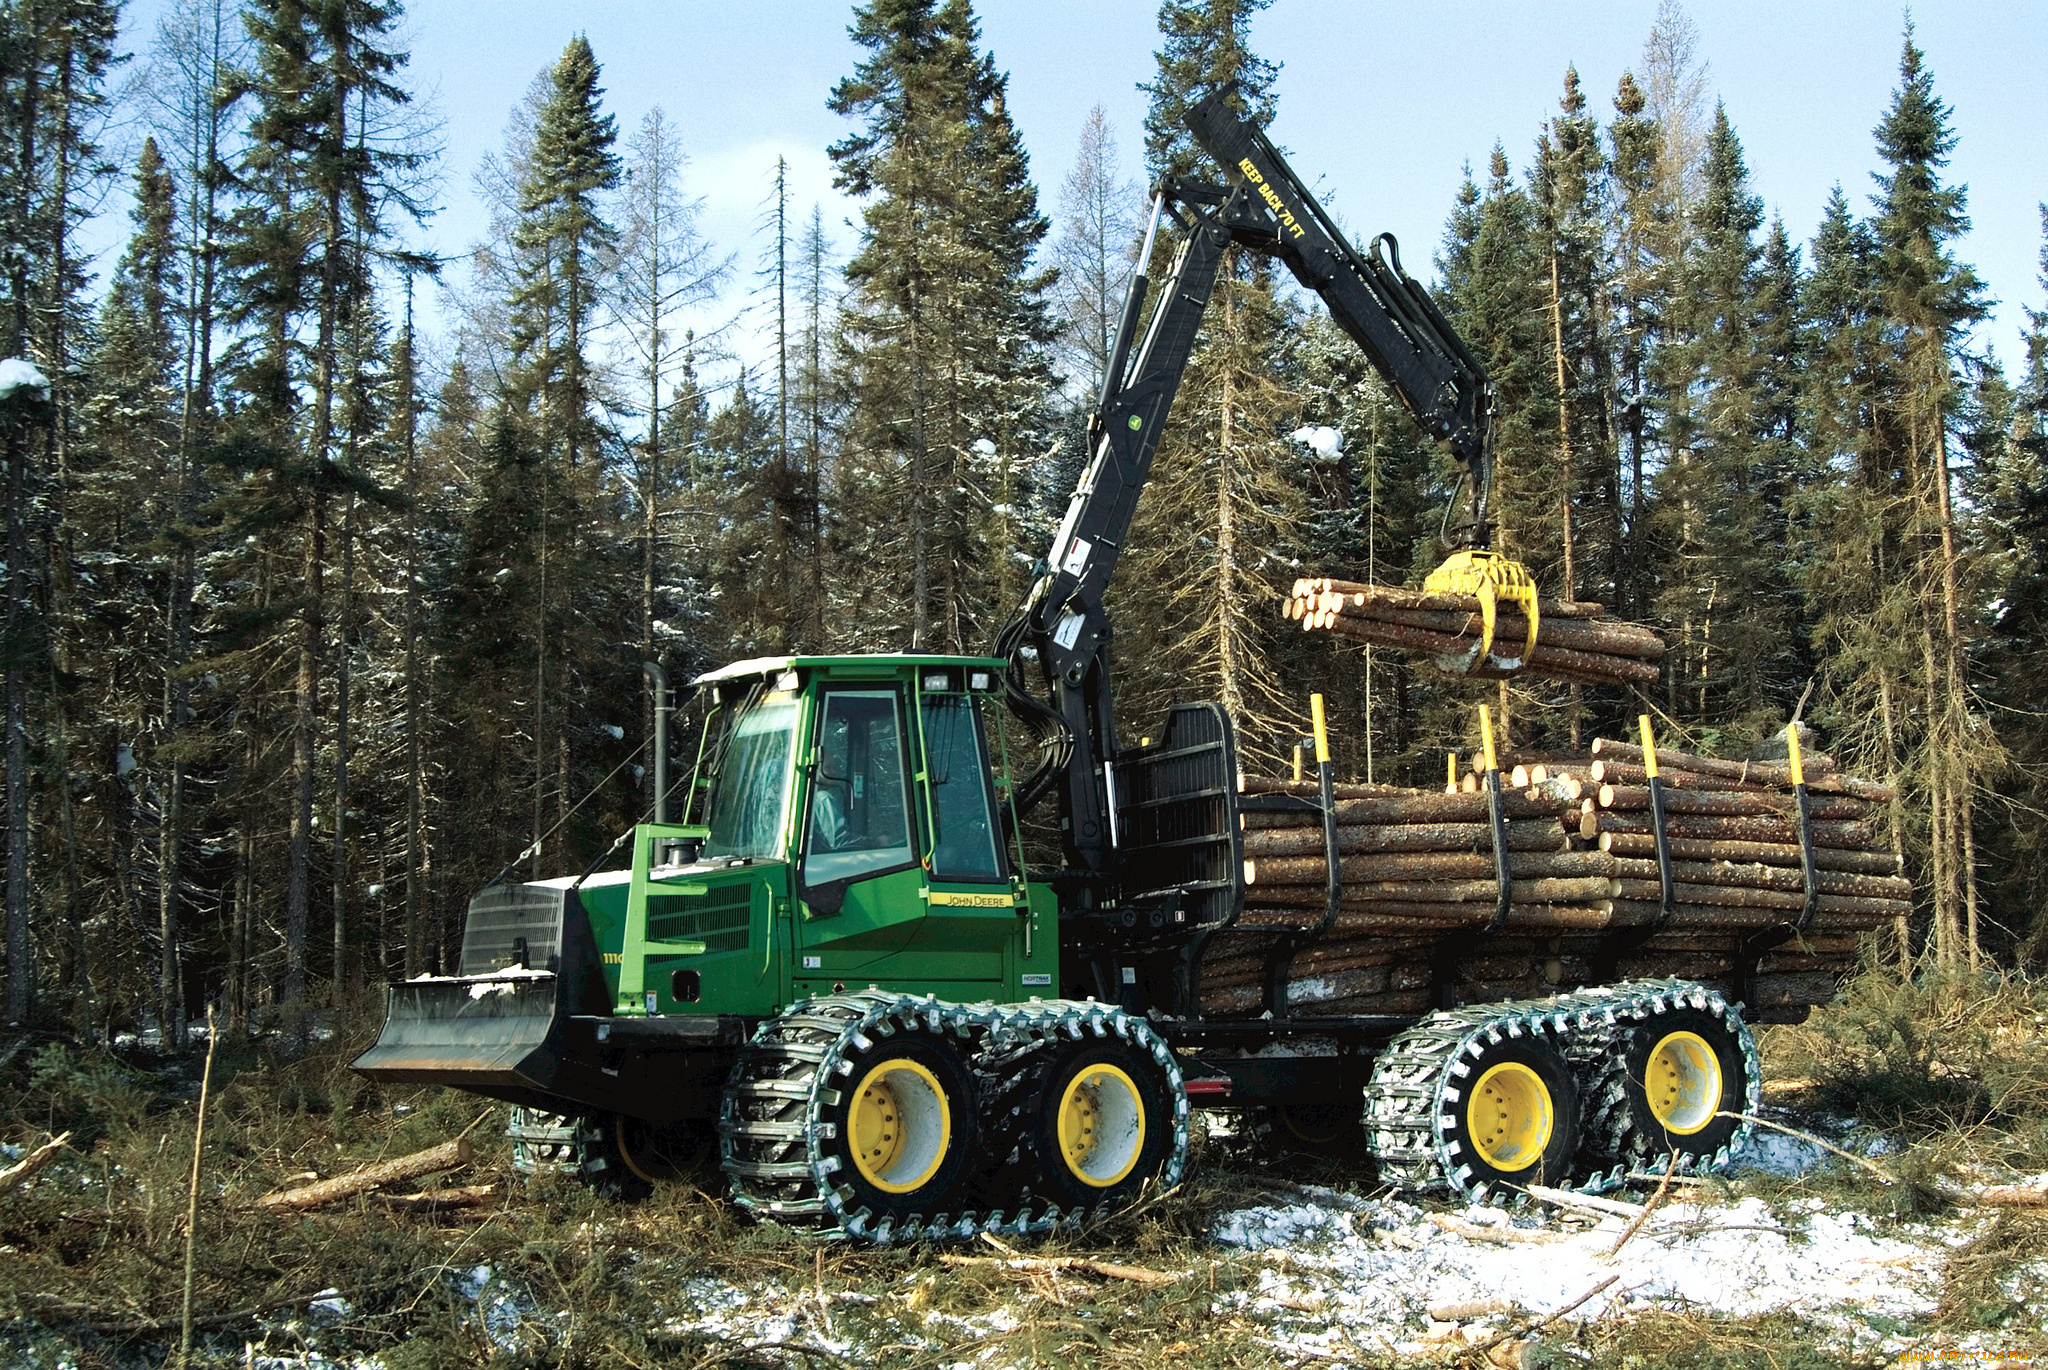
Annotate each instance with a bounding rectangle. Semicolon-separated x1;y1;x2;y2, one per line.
673;654;1053;1004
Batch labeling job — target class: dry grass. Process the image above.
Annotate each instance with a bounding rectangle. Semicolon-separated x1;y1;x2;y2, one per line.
1;970;2044;1366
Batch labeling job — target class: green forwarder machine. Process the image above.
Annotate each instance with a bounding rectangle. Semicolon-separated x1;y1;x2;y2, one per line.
354;91;1762;1241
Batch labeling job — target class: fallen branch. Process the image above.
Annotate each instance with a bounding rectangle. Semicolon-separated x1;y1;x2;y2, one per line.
937;1253;1181;1286
373;1182;498;1212
0;1131;72;1197
259;1138;473;1211
1971;1182;2048;1208
1427;1213;1566;1245
1604;1154;1678;1260
1459;1274;1620;1363
1524;1185;1645;1221
1719;1112;2048;1209
1717;1112;1902;1187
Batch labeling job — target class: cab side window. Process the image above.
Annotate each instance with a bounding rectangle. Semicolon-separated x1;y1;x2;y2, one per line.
920;692;1003;882
804;689;913;886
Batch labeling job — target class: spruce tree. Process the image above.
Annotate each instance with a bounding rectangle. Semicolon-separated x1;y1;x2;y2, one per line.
1868;27;1991;965
827;0;1055;653
1650;104;1788;732
77;140;183;1034
1112;0;1308;765
1606;70;1666;618
490;35;628;877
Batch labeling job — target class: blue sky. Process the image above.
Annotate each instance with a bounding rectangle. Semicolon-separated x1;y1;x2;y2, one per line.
109;0;2048;388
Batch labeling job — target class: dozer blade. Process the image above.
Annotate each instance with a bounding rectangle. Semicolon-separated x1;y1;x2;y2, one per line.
1421;549;1541;674
351;973;562;1092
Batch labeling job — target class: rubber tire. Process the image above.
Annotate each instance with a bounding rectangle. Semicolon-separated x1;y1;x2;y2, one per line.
1437;1034;1580;1195
1013;1038;1179;1213
816;1033;979;1227
614;1115;716;1185
1582;1005;1748;1172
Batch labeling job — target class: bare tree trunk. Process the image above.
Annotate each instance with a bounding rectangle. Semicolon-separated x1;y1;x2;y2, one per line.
1215;273;1240;722
162;0;224;1045
285;504;323;1012
6;46;41;1028
331;488;354;1001
400;287;426;978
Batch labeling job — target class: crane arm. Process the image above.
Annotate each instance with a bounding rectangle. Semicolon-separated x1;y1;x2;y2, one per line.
1002;90;1512;882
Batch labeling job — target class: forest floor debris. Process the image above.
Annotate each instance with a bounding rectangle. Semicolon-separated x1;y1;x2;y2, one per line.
0;973;2044;1367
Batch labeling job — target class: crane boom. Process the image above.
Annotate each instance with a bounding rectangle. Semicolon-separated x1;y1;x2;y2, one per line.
1001;88;1508;888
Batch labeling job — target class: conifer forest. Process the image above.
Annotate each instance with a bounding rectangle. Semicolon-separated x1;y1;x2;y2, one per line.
0;0;2043;1056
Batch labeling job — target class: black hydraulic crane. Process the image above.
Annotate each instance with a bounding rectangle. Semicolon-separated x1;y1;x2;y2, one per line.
999;88;1538;904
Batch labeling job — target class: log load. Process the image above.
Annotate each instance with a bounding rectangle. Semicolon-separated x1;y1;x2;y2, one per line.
1283;579;1666;687
1199;737;1900;1022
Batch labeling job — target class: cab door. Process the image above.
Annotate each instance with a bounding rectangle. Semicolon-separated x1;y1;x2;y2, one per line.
794;685;930;990
904;684;1028;989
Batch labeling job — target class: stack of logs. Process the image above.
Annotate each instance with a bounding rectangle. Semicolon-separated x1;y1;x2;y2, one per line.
1197;740;1903;1023
1284;578;1665;687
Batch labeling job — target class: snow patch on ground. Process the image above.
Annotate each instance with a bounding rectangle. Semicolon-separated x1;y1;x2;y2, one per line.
1209;1189;1958;1359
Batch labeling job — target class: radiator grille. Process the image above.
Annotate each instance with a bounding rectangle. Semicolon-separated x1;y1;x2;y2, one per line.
646;883;753;955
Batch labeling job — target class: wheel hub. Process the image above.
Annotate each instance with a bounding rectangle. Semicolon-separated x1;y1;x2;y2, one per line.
848;1058;950;1194
1466;1061;1553;1171
1056;1064;1146;1187
1644;1030;1721;1135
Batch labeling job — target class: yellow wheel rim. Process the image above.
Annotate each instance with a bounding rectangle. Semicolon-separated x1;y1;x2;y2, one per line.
1466;1062;1554;1172
1644;1031;1721;1136
1056;1064;1146;1188
848;1058;952;1194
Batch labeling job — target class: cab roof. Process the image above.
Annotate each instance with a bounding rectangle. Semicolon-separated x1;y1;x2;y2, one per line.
689;653;1007;688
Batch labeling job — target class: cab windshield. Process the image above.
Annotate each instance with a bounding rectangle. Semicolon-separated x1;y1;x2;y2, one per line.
700;687;799;860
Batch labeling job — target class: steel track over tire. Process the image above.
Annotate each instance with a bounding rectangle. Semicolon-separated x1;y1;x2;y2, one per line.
572;1115;652;1201
972;999;1190;1235
508;1107;578;1176
1365;979;1751;1199
1573;983;1760;1183
719;992;986;1243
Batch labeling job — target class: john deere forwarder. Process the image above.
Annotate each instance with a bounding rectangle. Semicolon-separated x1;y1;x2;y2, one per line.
354;90;1762;1241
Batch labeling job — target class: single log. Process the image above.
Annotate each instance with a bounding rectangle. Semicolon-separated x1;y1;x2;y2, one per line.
259;1138;474;1211
1607;857;1913;901
1241;849;1614;885
1589;759;1771;794
1596;831;1902;875
1244;869;1618;904
374;1183;499;1212
1241;897;1619;932
1596;784;1872;822
1611;879;1910;917
1288;790;1572;825
1238;775;1410;800
1584;811;1877;848
1591;737;1836;784
1241;817;1565;852
1607;899;1896;932
0;1131;71;1197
